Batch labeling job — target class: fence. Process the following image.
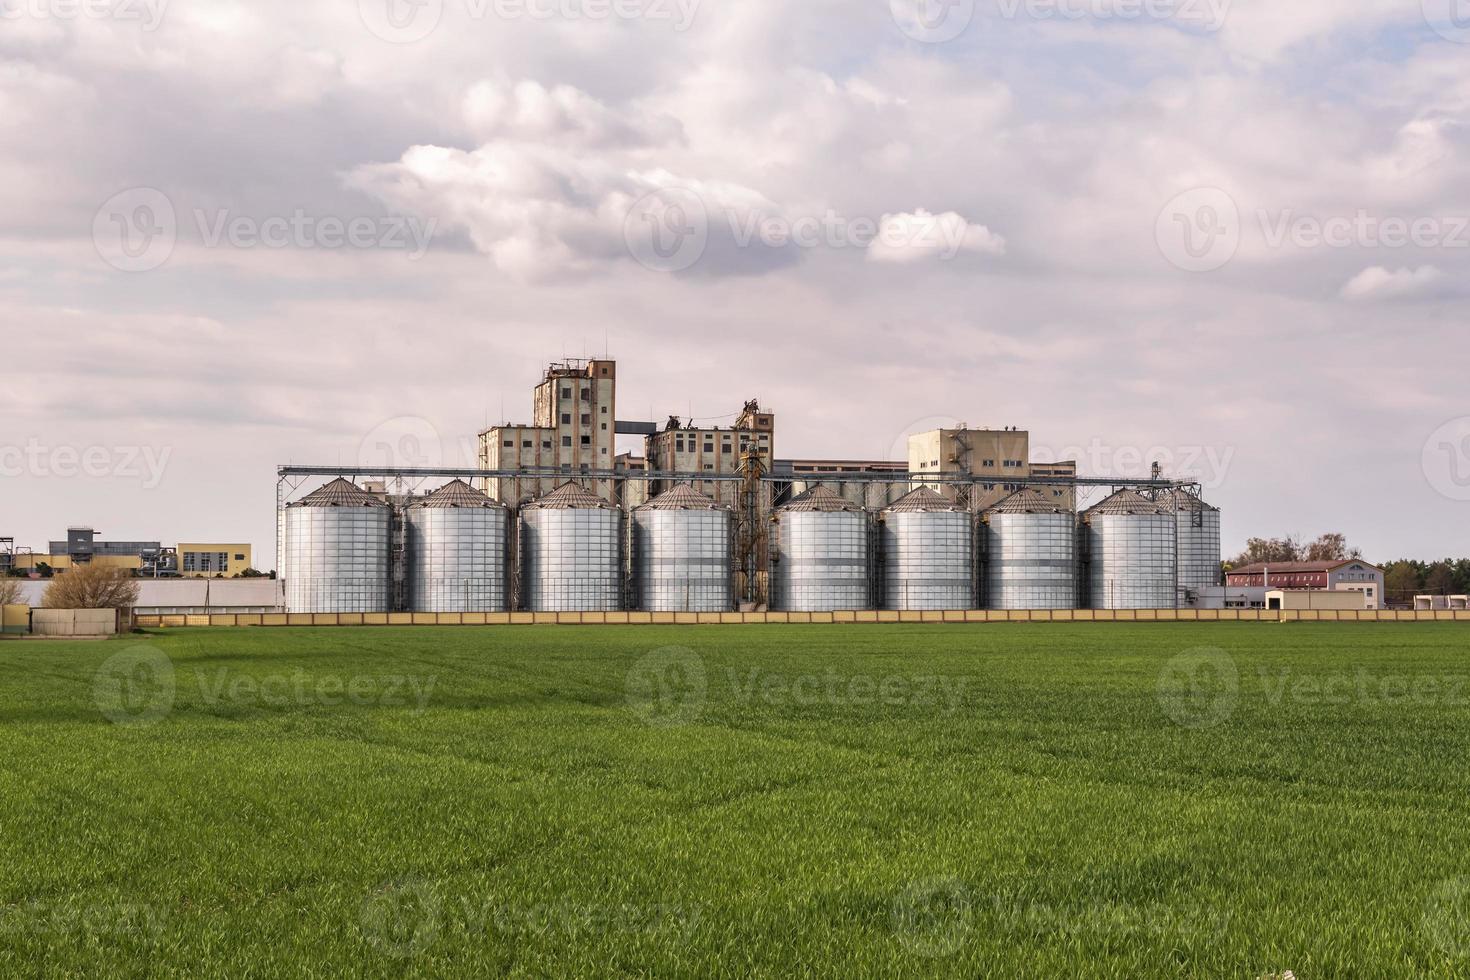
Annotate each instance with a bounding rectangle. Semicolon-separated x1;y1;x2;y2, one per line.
128;608;1470;628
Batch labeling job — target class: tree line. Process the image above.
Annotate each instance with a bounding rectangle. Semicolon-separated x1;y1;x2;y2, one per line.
1226;533;1469;603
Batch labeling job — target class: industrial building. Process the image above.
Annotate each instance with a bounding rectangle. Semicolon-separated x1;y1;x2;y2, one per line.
7;528;257;579
1226;560;1384;610
276;357;1226;615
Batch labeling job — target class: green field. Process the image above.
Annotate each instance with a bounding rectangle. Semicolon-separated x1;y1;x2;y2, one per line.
3;624;1470;977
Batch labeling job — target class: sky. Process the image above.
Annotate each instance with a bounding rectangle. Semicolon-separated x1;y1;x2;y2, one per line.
3;0;1469;569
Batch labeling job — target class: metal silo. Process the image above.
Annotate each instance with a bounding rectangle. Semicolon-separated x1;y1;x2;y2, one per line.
633;484;733;612
879;487;974;611
519;482;623;612
1082;490;1177;610
405;480;509;613
771;485;869;612
283;478;391;613
983;489;1077;610
1159;490;1222;603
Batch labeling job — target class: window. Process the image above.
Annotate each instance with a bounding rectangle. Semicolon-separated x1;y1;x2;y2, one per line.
562;436;572;447
503;440;514;448
580;388;590;401
522;440;532;448
542;440;551;449
234;553;245;562
600;422;607;431
561;413;571;424
600;406;608;414
581;414;591;425
581;436;591;446
561;386;571;398
721;444;732;453
703;443;714;452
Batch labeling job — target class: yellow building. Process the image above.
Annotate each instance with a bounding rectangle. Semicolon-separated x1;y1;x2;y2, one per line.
178;544;253;578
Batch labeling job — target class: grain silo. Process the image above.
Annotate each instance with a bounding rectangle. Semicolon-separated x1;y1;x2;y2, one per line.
405;480;510;613
519;482;623;612
1159;489;1222;602
1081;490;1177;610
983;489;1077;610
283;478;391;613
770;485;869;612
879;487;974;611
632;484;733;612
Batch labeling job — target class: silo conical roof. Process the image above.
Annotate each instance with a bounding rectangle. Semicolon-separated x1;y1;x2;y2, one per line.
1082;489;1166;517
884;486;964;512
410;479;502;509
290;478;387;508
638;484;723;511
987;488;1070;515
1155;489;1218;513
522;481;617;510
779;485;864;512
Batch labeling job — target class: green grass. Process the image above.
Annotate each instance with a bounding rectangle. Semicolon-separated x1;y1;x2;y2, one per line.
3;623;1470;977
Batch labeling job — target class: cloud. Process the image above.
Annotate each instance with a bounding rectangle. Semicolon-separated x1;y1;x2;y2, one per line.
462;79;682;148
1340;265;1444;301
866;210;1006;264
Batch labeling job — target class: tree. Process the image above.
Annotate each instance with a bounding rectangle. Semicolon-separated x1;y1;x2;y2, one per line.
1426;562;1457;596
1305;533;1362;562
1384;562;1423;603
238;568;267;579
0;579;23;606
1228;536;1303;567
42;565;140;609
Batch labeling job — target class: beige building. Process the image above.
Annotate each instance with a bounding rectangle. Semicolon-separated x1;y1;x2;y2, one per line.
908;428;1076;511
479;359;619;505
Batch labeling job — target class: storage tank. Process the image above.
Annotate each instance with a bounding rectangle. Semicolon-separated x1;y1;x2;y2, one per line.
1082;490;1177;609
405;480;509;613
983;489;1077;610
519;482;623;612
1159;490;1222;602
283;478;391;613
879;487;973;611
770;485;869;612
633;484;733;612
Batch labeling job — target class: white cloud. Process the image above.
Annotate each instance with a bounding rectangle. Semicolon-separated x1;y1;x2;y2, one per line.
866;210;1006;264
1340;265;1444;301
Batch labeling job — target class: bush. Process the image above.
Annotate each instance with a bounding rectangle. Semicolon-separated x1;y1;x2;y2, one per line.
42;565;141;609
0;579;23;606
